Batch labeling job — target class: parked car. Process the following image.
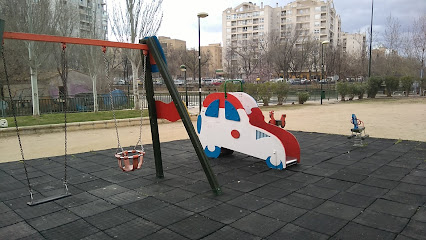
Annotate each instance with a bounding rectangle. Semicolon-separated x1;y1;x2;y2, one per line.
174;79;184;86
292;78;301;85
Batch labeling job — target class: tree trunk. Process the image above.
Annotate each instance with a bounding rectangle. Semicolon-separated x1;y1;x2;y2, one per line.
28;42;40;116
130;60;140;109
92;76;98;112
30;66;40;116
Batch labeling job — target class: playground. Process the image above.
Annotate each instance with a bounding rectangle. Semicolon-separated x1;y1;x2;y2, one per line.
0;23;425;239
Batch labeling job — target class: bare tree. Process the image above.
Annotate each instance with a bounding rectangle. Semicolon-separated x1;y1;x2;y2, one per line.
110;0;163;109
224;44;239;79
382;14;402;76
267;29;298;79
234;37;264;82
291;36;316;78
412;14;426;93
1;0;56;115
179;49;211;81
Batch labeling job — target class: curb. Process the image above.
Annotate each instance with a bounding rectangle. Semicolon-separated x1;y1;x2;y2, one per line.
0;115;198;137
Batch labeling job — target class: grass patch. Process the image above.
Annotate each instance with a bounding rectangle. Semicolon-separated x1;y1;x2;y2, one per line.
4;110;148;128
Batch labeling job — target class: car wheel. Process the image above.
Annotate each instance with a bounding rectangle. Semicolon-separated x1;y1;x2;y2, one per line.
265;156;284;170
204;145;221;158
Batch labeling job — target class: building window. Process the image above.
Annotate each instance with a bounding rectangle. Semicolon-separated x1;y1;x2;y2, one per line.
315;14;320;20
314;21;320;26
259;25;264;30
314;29;320;34
260;18;264;23
226;15;231;20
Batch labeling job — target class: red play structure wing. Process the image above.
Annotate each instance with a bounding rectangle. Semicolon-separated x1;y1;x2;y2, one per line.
155;101;182;122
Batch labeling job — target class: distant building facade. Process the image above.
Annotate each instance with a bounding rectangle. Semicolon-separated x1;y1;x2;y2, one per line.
60;0;108;39
158;36;187;52
201;43;223;78
341;32;366;57
221;0;365;79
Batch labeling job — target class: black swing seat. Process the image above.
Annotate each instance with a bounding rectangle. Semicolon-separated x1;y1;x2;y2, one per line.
27;192;71;206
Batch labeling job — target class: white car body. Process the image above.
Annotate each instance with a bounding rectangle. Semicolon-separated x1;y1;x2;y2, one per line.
197;92;300;169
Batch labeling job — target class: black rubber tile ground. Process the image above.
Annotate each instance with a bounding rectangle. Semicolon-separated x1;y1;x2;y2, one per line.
1;132;426;239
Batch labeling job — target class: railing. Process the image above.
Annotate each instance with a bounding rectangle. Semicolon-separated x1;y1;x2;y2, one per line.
2;95;133;117
1;90;337;117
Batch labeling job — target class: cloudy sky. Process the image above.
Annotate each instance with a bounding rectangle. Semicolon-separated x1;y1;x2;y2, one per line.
156;0;426;48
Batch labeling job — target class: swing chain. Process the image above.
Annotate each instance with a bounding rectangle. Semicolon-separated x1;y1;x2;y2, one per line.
103;47;123;153
1;44;33;197
134;53;146;152
60;43;68;190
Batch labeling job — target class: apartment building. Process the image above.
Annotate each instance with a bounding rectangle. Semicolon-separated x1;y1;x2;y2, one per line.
222;2;274;78
341;32;366;57
158;36;187;53
222;0;343;78
201;43;223;78
276;0;341;46
57;0;108;39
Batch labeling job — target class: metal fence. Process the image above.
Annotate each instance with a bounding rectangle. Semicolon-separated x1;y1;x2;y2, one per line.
1;89;337;117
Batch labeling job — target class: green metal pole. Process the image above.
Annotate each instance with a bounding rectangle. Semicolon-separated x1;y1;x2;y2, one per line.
0;19;4;53
140;44;164;179
145;37;222;195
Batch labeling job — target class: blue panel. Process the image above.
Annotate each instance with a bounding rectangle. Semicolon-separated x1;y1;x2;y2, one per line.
197;115;202;134
351;114;358;129
225;100;240;122
205;99;219;118
145;36;167;73
204;146;221;158
265;156;284;170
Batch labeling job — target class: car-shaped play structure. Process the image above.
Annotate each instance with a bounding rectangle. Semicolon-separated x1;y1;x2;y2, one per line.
197;91;300;169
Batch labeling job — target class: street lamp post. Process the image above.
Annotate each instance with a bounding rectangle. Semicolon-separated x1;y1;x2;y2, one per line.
180;65;188;107
321;40;329;105
197;12;208;113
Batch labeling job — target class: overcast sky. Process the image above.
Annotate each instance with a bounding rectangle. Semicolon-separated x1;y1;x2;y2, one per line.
156;0;426;48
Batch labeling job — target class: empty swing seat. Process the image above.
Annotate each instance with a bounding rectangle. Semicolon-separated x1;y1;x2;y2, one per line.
115;150;145;172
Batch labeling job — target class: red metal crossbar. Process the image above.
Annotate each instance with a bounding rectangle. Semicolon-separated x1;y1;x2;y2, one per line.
3;31;149;50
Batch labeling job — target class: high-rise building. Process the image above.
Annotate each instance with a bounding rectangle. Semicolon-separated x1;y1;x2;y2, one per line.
276;0;341;46
222;0;345;78
59;0;108;39
201;43;223;78
222;2;275;78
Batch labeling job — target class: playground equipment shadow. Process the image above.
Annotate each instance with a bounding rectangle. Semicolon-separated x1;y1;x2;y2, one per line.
0;131;425;239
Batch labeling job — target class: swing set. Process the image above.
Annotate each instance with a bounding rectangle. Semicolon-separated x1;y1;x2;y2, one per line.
0;19;222;206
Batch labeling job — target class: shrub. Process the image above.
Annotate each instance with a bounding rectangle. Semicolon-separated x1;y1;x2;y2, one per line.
273;82;289;105
257;82;274;106
383;76;399;97
336;82;349;101
220;80;242;93
244;83;258;100
298;91;310;104
366;76;382;98
400;76;414;96
349;83;367;100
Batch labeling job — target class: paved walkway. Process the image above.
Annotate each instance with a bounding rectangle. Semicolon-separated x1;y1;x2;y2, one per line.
0;132;425;239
